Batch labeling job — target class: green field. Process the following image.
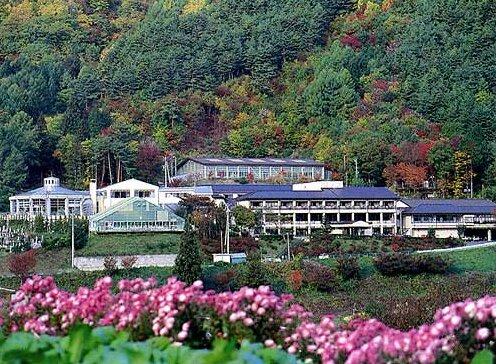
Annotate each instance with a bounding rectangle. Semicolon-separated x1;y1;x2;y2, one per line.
429;246;496;273
76;233;182;257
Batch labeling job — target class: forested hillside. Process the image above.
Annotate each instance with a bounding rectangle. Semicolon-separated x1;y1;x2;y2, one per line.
0;0;495;208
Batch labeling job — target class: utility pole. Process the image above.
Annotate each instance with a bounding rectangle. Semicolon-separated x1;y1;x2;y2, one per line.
354;158;358;182
286;233;291;261
470;160;474;198
163;156;168;187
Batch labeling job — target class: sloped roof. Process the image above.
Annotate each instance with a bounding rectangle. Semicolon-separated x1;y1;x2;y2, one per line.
402;198;496;215
180;157;325;167
209;184;293;196
97;178;158;191
237;187;398;201
90;197;184;223
11;186;89;198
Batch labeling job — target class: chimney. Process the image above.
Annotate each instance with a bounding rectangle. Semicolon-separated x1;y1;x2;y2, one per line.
89;179;97;214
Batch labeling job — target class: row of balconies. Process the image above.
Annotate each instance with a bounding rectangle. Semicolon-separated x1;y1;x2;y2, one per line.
251;201;396;210
263;220;396;227
411;216;496;226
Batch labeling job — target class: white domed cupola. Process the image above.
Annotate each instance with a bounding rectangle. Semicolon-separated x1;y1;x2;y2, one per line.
44;177;60;191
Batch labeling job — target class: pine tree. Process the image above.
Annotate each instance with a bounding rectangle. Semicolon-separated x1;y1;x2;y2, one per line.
174;223;202;285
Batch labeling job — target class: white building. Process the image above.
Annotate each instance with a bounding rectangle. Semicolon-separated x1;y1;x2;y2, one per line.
236;181;399;237
400;198;496;240
90;179;159;214
84;178;496;240
9;177;90;218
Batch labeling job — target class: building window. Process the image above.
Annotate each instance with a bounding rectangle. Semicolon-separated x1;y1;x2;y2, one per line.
369;201;381;209
354;213;366;221
18;200;30;213
302;167;313;177
265;201;279;208
239;166;249;177
228;166;238;178
33;199;45;214
310;213;323;222
325;213;338;222
340;201;352;209
325;201;338;208
261;167;270;180
281;201;293;209
354;201;366;209
340;213;352;222
295;201;309;209
134;190;154;198
295;213;308;222
368;213;380;222
50;198;66;215
216;166;227;178
111;190;130;198
383;213;394;222
383;201;395;209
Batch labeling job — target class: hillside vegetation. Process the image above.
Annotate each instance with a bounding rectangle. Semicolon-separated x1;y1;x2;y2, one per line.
0;0;495;206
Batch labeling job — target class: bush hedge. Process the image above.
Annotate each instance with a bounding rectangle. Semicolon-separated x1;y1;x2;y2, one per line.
374;253;451;276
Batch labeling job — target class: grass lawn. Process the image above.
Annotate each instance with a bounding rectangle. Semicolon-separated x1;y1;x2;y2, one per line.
320;245;496;277
76;233;182;257
429;246;496;273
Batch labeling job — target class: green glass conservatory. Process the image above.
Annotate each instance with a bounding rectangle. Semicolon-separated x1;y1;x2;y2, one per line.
89;197;185;233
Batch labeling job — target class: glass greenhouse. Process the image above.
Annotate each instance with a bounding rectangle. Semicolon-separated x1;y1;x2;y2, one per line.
89;197;185;233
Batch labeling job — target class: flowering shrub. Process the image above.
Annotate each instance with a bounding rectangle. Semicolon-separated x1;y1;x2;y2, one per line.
336;256;360;280
4;275;309;345
302;261;336;292
3;276;496;363
8;250;37;281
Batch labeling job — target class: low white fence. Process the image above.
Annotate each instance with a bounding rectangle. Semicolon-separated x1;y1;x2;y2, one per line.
74;254;178;271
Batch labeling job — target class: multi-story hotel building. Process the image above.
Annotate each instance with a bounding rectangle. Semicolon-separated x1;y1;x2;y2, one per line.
236;181;400;237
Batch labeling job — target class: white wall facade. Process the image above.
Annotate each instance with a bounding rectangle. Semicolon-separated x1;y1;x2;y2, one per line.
94;179;159;213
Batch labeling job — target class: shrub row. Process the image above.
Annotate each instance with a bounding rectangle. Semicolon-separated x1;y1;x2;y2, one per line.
374;253;451;276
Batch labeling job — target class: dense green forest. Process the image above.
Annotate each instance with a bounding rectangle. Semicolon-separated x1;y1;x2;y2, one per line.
0;0;495;208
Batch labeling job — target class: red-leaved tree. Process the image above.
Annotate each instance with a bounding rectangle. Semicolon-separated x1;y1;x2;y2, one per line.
8;250;37;283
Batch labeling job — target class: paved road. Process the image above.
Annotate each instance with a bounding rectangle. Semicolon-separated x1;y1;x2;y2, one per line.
74;254;177;271
416;241;496;254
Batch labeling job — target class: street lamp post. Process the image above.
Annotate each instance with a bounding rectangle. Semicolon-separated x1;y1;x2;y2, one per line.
226;206;230;255
71;214;75;269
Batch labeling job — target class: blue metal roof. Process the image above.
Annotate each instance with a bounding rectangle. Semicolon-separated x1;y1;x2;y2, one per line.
237;187;398;201
12;186;89;198
209;184;293;195
402;199;496;215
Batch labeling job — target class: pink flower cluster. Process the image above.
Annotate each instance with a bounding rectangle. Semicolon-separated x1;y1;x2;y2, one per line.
286;296;496;363
5;276;308;343
3;276;496;363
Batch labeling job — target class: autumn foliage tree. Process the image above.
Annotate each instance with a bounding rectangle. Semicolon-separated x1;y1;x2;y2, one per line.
8;249;37;283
